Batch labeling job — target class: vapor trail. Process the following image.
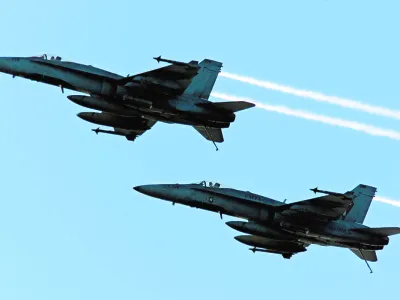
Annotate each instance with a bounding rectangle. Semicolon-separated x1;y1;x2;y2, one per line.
220;72;400;120
374;196;400;208
211;92;400;141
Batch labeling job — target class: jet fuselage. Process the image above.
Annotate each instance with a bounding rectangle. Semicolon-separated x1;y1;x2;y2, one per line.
0;55;234;127
134;182;389;250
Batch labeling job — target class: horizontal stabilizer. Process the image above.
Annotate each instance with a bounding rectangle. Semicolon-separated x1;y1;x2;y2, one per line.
352;227;400;237
193;126;224;143
350;249;377;262
212;101;255;113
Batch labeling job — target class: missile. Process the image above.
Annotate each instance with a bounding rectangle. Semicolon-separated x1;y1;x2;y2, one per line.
234;235;306;253
77;112;150;131
226;221;294;240
92;127;137;141
153;55;198;68
248;247;294;259
92;127;123;136
68;95;141;117
310;187;354;200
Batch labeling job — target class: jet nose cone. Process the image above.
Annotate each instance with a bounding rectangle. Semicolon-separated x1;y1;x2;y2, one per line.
133;184;158;197
133;185;144;193
133;184;178;202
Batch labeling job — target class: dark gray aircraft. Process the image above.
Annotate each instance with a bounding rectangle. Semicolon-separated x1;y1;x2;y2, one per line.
134;181;400;272
0;54;254;150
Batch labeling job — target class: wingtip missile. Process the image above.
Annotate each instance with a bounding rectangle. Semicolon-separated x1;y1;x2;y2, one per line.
153;55;162;63
153;55;198;68
310;187;354;200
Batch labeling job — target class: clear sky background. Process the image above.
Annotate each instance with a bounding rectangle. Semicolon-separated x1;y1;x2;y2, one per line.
1;1;399;299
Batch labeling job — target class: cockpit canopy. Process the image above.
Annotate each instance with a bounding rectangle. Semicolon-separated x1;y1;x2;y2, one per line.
35;54;62;61
199;181;220;188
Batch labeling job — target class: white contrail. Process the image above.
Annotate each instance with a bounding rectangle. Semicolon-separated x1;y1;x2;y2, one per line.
212;92;400;209
220;72;400;121
374;196;400;208
211;92;400;141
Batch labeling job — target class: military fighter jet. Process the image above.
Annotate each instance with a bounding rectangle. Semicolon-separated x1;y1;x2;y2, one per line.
134;181;400;273
0;54;254;150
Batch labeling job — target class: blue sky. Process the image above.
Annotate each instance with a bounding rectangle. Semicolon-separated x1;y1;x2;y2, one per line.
1;0;399;299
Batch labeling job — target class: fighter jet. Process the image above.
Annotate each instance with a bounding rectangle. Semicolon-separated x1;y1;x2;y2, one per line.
0;54;254;150
134;181;400;273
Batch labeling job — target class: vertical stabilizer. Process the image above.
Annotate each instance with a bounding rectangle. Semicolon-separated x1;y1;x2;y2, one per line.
344;184;377;224
184;59;222;100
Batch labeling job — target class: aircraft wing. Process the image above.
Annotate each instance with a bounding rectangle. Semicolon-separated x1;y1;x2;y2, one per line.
134;63;199;80
117;62;200;92
112;118;157;141
193;126;224;143
277;194;354;221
